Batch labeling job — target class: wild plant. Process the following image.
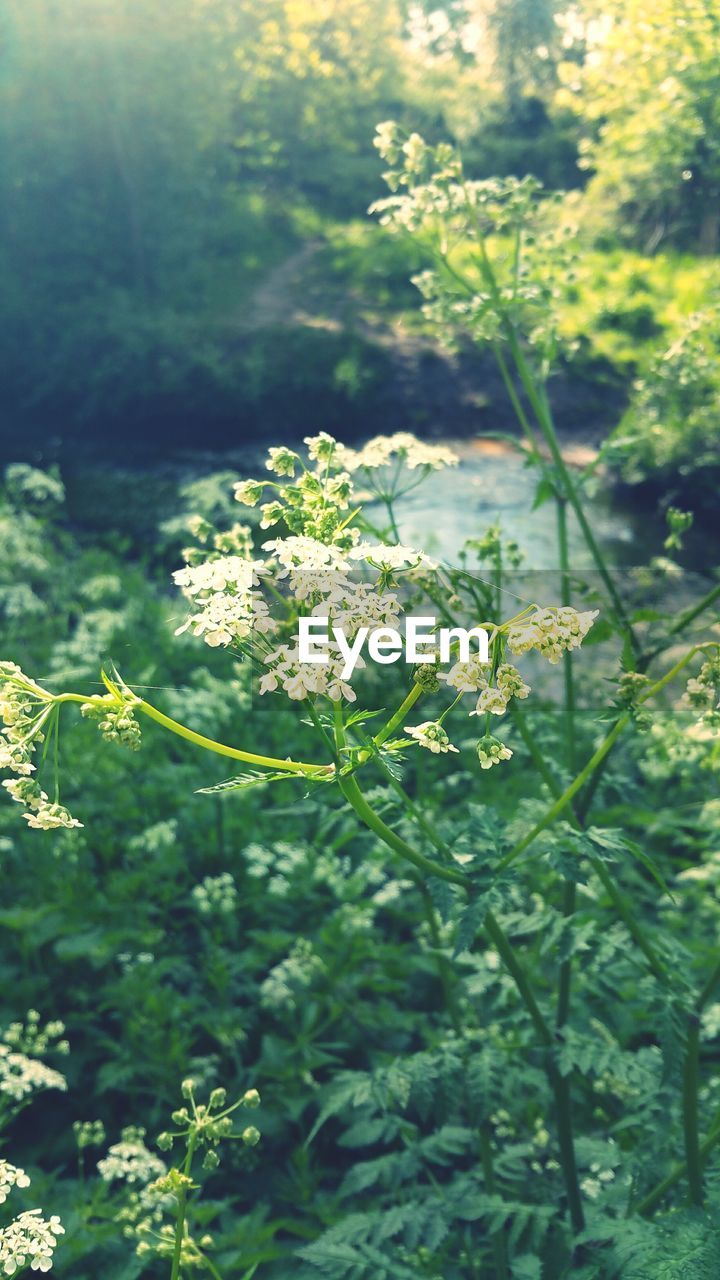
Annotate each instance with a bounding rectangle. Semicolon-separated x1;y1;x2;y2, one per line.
0;1015;67;1277
1;130;720;1276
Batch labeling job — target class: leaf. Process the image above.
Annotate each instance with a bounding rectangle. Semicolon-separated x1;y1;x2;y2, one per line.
196;770;297;794
585;827;675;901
531;474;557;510
453;901;485;956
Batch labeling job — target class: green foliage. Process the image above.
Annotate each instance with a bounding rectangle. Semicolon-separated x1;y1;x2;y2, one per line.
605;309;720;509
560;0;720;250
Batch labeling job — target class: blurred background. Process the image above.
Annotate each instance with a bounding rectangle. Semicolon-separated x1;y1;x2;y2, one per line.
1;0;718;521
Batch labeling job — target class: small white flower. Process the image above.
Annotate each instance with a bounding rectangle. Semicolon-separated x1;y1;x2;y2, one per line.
348;543;437;571
233;480;264;506
23;804;82;831
266;447;299;477
0;1209;64;1276
404;721;459;754
0;1044;67;1102
476;735;513;769
507;607;598;664
98;1129;166;1186
0;1160;31;1206
443;656;491;692
471;687;508;716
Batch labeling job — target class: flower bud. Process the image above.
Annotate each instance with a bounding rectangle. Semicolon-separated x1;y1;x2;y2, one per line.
209;1087;227;1111
157;1132;174;1151
241;1125;261;1148
202;1149;220;1171
242;1088;261;1110
181;1078;195;1100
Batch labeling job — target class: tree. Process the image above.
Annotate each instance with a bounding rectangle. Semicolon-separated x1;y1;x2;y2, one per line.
559;0;720;251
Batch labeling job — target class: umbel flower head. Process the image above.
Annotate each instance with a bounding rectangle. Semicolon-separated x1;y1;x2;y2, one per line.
507;607;598;664
405;721;459;754
477;735;513;770
0;1134;63;1275
0;1209;65;1275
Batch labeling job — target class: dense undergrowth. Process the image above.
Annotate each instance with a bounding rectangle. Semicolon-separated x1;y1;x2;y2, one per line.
1;126;720;1279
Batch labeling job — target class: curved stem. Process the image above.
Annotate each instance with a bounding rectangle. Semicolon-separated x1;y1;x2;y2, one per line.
55;693;332;778
498;646;704;873
337;771;468;889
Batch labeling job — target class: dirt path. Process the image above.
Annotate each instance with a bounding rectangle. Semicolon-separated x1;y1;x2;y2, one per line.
241;241;324;331
238;239;615;449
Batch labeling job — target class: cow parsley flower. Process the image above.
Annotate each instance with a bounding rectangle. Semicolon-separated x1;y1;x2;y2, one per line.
0;1209;64;1275
404;721;459;754
98;1128;167;1186
685;654;720;728
0;1044;67;1104
232;480;264;507
0;1161;30;1206
260;645;358;703
346;432;458;473
496;664;531;700
348;543;437;571
507;607;598;664
477;735;513;769
80;696;141;750
443;656;491;693
266;447;300;477
173;556;272;648
24;804;82;832
262;537;350;573
192;874;237;918
471;686;508;716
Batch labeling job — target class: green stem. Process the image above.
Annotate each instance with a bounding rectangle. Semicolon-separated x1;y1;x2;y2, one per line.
55;692;332;777
556;494;577;1030
683;1013;703;1206
417;881;463;1037
373;683;424;748
337;771;469;889
340;764;586;1228
479;1125;509;1279
498;645;703;873
170;1131;198;1280
136;700;332;777
631;1109;720;1217
510;705;666;979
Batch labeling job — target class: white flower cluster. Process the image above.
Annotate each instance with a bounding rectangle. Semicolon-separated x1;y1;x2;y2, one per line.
173;556;272;649
192;873;237;918
260;643;358;703
344;432;458;475
98;1128;167;1186
507;608;598;664
470;664;531;717
685;653;720;729
0;1209;64;1275
0;664;83;831
0;1045;67;1106
0;1162;30;1207
404;721;459;754
477;735;513;770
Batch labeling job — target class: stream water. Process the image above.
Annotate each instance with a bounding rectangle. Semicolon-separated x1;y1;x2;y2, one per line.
375;438;648;571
